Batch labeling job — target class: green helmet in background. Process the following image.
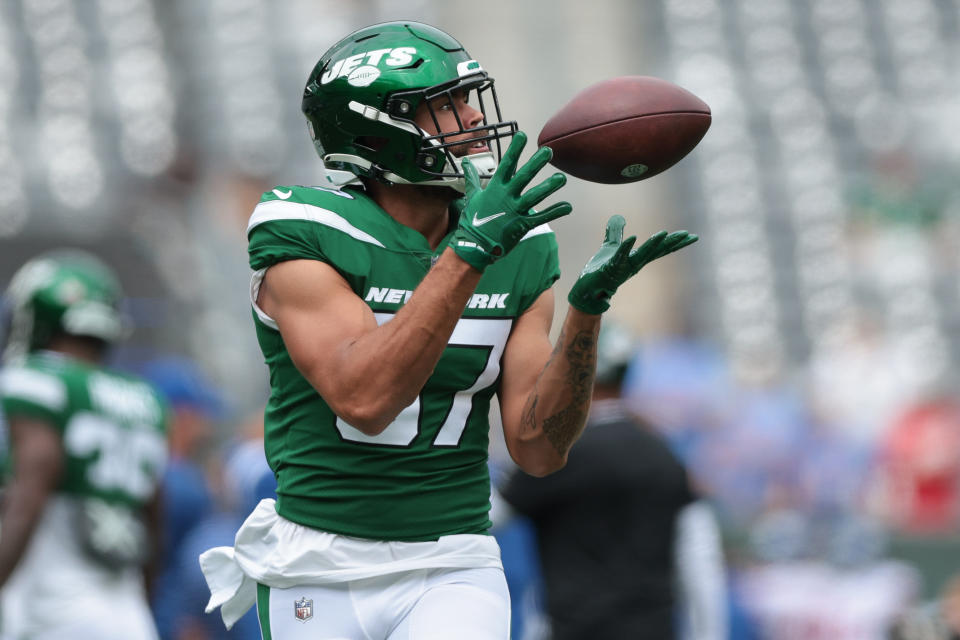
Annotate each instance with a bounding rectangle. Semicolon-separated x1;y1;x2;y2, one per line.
302;21;517;191
2;249;127;361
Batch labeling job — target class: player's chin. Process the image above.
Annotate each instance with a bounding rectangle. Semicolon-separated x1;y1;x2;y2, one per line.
452;141;490;158
414;183;461;203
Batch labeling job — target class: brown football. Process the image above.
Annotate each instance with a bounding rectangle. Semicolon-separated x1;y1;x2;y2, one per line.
537;76;711;184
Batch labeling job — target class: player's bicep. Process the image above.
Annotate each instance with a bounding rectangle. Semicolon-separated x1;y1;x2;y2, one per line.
258;259;377;396
498;289;555;444
8;416;64;489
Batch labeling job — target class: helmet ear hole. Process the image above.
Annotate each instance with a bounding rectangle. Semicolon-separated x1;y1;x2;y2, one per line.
417;150;443;169
387;99;415;117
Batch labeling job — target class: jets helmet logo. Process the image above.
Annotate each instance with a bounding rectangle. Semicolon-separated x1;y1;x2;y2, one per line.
320;47;417;85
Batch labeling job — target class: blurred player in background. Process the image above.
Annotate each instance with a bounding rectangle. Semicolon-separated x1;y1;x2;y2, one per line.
0;249;168;639
157;412;273;640
200;20;697;639
141;355;228;640
499;321;728;640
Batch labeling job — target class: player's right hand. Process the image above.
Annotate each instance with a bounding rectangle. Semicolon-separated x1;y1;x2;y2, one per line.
451;131;572;272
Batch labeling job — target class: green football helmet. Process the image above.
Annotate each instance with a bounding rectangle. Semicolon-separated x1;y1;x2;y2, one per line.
2;249;127;360
302;21;517;191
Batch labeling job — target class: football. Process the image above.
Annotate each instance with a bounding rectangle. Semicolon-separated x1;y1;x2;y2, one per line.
537;76;712;184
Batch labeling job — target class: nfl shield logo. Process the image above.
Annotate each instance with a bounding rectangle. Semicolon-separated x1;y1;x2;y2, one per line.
294;597;313;622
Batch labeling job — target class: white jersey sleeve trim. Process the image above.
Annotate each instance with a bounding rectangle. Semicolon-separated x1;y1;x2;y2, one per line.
247;199;386;248
250;269;278;331
0;366;67;412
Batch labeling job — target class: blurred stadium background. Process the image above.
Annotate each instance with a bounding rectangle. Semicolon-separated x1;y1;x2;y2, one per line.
1;0;959;636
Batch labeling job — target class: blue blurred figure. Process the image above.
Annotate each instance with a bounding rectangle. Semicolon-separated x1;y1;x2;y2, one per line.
175;429;275;639
141;356;230;639
489;461;549;640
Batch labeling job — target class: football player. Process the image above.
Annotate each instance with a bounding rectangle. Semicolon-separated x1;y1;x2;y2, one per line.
200;20;697;640
0;250;168;639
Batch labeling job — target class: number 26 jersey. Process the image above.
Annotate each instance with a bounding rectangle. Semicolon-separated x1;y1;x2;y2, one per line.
0;351;168;508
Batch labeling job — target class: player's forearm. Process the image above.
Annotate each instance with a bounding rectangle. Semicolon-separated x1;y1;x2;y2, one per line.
0;479;52;587
514;309;599;475
142;490;163;601
328;247;482;433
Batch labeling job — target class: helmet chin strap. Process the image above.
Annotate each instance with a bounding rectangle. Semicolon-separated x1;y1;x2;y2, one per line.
322;150;498;194
334;101;503;193
320;166;364;188
415;151;497;193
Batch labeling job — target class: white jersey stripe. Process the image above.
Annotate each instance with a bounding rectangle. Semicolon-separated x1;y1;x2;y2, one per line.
0;367;67;411
249;199;551;249
247;200;386;247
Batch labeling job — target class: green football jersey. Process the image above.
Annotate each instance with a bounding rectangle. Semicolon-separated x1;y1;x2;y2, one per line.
248;185;560;541
0;351;168;507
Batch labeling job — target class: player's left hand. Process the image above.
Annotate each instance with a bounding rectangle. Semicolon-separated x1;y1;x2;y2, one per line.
568;215;698;315
451;131;572;271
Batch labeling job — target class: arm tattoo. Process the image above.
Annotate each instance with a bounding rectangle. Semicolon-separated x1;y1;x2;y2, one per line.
522;326;597;455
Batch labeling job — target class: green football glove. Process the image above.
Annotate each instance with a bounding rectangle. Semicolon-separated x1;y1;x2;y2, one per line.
568;215;699;315
451;131;572;271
